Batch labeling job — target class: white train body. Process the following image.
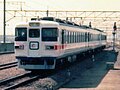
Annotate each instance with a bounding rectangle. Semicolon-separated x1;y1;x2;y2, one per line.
15;18;106;70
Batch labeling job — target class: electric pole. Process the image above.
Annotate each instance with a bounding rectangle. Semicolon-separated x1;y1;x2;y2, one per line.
112;22;117;51
3;0;6;43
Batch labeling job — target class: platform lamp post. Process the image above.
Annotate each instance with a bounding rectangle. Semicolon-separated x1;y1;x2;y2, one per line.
3;0;6;43
112;22;117;51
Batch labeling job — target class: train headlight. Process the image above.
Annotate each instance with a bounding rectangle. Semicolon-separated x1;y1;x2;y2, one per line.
19;45;24;49
45;45;54;50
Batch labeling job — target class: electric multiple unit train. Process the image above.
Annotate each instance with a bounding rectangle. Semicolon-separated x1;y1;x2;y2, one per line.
15;17;107;70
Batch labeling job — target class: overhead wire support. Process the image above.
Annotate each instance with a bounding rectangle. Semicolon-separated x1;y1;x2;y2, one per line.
3;0;6;43
1;1;25;43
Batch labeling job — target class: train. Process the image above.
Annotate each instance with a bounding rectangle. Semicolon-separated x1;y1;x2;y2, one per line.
15;17;107;70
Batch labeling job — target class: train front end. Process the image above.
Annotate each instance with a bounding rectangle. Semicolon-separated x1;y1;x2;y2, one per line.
15;21;60;70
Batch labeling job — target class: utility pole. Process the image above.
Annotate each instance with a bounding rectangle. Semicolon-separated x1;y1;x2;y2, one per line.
46;10;49;17
3;0;6;43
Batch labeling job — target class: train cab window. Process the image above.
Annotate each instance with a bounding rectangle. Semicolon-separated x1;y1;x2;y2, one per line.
29;29;40;38
42;28;58;41
15;28;27;41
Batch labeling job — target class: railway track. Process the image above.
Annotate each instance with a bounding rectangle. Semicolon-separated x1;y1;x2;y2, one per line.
0;71;41;90
0;61;17;70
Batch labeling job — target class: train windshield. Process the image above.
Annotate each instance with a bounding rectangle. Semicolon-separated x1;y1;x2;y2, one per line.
42;28;58;41
15;28;27;41
29;29;40;38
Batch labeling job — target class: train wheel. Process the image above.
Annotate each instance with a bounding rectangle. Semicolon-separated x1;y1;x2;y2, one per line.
67;56;72;63
55;58;65;69
72;55;77;62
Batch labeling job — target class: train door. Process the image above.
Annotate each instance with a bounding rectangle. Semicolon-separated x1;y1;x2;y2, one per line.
85;32;89;47
28;28;40;57
61;30;64;45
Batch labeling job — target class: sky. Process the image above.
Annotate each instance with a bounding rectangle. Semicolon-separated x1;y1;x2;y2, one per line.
1;0;120;35
25;0;120;11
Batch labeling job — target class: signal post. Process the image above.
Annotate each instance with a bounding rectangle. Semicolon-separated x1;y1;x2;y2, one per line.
112;22;117;51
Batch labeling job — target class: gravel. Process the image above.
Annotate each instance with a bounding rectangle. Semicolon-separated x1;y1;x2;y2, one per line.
0;53;16;64
0;53;27;89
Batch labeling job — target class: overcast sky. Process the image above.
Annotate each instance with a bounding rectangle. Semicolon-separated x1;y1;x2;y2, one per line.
1;0;120;11
24;0;120;11
0;0;120;35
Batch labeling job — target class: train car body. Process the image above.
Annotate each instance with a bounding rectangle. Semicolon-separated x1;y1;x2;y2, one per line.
15;17;106;70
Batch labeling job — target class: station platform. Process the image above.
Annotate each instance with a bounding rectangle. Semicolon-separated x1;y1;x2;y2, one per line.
60;48;120;90
96;70;120;90
114;51;120;69
96;54;120;90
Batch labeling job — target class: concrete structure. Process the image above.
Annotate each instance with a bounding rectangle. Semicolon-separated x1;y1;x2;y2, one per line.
0;43;14;54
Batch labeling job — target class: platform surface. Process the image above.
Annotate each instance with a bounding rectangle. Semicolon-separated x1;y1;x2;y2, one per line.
114;50;120;69
60;49;120;90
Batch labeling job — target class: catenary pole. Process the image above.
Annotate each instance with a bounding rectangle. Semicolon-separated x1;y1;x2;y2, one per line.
3;0;6;43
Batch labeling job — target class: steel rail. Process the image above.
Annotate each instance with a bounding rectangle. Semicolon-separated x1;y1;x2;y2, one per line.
4;75;40;90
0;71;40;90
0;62;17;70
0;72;31;85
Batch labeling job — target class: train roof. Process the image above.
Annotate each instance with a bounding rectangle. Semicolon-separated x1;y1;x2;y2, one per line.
16;17;105;33
15;22;28;27
31;17;89;28
29;20;60;28
31;17;104;32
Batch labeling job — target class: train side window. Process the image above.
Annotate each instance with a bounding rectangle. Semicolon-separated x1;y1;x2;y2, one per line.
64;30;66;44
80;32;82;42
68;31;70;43
81;32;83;42
82;32;84;42
71;32;73;43
89;33;91;41
105;35;107;40
66;31;68;44
69;31;71;43
73;32;75;43
42;28;58;41
70;32;72;43
83;32;85;42
91;34;93;41
77;32;79;43
88;33;90;42
76;32;77;43
78;32;79;43
76;32;78;43
75;32;77;43
74;32;75;43
84;32;86;42
85;32;87;42
79;32;80;42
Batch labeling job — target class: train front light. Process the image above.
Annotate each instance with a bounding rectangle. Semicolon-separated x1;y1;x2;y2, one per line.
19;45;24;49
45;45;54;50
